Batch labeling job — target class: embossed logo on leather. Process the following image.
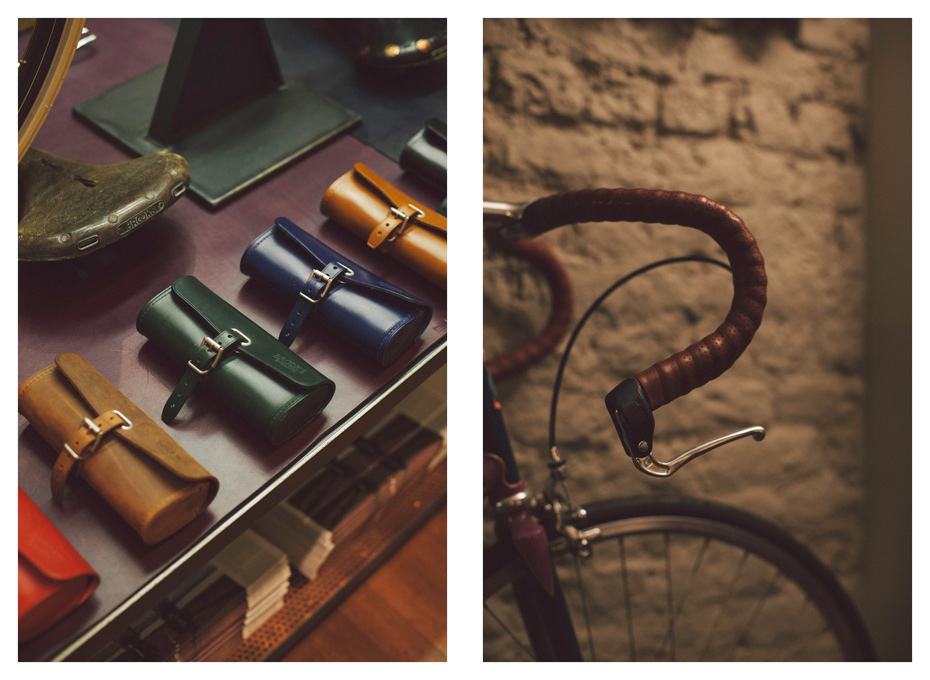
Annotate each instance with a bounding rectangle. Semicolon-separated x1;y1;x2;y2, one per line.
118;201;165;235
272;353;307;375
154;438;180;460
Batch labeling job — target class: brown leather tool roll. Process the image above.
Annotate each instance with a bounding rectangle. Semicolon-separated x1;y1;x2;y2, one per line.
320;162;447;289
18;353;219;545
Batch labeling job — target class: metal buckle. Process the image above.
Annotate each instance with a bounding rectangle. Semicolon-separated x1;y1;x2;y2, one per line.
187;330;251;375
64;411;132;461
65;417;102;460
111;410;134;431
387;203;425;242
188;335;225;375
230;328;252;347
299;269;335;304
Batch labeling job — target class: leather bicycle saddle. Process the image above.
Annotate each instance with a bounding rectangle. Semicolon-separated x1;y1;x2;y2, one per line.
328;19;446;73
18;147;191;261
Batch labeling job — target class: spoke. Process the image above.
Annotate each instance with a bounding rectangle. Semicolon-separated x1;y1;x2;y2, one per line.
786;593;814;660
661;532;676;661
726;569;782;661
573;556;597;661
487;509;861;662
484;601;536;661
618;536;637;661
787;594;838;660
699;549;750;661
656;535;710;659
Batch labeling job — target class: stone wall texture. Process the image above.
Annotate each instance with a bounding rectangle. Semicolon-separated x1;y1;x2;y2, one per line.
483;18;870;660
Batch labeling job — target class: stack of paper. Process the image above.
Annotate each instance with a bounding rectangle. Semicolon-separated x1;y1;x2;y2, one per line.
254;414;444;580
108;565;247;661
251;503;334;581
209;530;291;639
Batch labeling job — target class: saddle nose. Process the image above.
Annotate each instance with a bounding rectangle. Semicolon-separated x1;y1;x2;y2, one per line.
18;147;191;261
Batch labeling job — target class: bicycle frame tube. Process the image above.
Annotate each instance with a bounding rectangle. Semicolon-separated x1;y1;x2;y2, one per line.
483;362;582;661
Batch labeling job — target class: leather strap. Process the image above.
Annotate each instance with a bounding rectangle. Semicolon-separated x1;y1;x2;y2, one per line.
366;202;426;249
53;352;220;487
162;329;251;423
278;262;350;347
351;163;446;249
164;276;325;389
52;410;132;504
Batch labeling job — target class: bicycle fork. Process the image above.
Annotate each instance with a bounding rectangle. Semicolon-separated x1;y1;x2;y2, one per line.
484;363;584;661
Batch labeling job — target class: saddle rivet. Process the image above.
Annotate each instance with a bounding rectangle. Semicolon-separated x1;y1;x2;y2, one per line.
108;214;118;223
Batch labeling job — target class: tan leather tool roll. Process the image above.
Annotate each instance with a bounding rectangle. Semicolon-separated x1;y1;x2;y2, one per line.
320;163;447;289
18;353;219;545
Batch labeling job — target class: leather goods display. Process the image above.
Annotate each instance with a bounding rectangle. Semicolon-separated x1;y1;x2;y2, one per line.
18;353;220;545
240;217;433;366
320;163;447;289
400;118;447;193
18;147;191;261
18;487;100;641
137;275;335;445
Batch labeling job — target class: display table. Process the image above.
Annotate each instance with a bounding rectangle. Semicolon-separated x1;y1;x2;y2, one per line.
18;18;446;661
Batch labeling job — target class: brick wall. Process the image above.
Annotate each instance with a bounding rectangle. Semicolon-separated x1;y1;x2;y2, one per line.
483;18;870;660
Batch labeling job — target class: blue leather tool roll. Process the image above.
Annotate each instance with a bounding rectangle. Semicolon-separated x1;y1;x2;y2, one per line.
241;217;432;366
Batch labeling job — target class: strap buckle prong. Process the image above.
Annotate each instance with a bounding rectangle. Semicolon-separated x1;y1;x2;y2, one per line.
189;336;224;375
64;410;133;461
298;266;353;304
388;203;425;241
299;269;335;304
187;329;250;375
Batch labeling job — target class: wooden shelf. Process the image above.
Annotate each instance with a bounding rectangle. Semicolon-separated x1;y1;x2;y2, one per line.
232;460;447;661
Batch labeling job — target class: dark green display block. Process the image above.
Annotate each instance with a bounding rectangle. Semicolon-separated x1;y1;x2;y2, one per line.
74;64;360;208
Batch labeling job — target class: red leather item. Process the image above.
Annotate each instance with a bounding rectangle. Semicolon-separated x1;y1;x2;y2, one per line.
18;487;99;641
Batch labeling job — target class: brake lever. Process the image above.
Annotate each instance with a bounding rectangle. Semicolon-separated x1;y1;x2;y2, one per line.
605;377;765;477
632;426;766;477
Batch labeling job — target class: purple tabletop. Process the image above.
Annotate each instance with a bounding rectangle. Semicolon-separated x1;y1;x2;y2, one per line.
18;19;446;660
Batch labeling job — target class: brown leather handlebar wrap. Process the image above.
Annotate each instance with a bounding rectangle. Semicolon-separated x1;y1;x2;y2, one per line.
521;188;767;410
487;239;574;382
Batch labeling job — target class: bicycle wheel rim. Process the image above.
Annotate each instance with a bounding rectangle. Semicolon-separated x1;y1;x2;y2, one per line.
18;18;85;162
552;496;876;661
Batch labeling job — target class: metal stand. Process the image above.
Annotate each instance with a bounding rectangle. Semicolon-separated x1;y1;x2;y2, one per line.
73;19;361;208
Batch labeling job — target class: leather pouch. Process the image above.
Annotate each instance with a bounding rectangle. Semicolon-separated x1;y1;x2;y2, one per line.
320;163;447;289
240;217;432;366
137;275;335;446
18;487;99;641
400;118;447;193
18;353;220;545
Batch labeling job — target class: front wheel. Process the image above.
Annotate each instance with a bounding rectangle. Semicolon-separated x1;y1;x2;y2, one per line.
485;496;875;661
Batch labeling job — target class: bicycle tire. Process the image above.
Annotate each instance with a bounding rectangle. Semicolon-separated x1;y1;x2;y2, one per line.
18;18;85;162
485;496;875;661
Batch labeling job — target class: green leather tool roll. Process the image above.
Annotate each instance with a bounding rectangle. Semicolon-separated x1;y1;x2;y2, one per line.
137;275;335;446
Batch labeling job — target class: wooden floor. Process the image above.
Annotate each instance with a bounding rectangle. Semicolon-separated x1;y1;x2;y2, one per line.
281;505;447;662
